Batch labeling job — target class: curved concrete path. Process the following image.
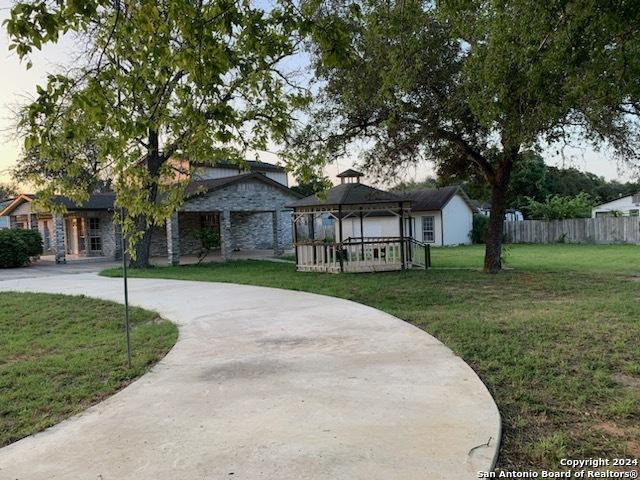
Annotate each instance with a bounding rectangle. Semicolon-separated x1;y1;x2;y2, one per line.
0;274;500;479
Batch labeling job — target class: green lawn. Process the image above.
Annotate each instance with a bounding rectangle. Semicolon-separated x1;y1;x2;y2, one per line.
0;293;177;447
101;244;640;470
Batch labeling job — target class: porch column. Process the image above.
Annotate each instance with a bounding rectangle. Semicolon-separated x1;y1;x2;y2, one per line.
166;212;180;266
52;214;66;264
272;209;283;256
220;209;232;261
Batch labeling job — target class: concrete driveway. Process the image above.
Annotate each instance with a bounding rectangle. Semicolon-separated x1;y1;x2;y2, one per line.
0;274;500;480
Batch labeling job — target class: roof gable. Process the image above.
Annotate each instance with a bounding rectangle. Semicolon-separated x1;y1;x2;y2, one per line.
0;194;34;217
184;172;303;199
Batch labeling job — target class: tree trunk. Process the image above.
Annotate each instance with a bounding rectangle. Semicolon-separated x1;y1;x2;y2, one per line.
483;178;509;273
131;215;153;268
130;128;162;268
483;148;516;273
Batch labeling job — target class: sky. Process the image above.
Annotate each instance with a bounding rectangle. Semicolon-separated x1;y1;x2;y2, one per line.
0;0;635;190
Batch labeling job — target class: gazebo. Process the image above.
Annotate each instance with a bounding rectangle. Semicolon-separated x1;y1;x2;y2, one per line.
289;170;430;273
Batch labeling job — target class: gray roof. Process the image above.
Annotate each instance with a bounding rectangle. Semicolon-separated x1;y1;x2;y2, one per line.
184;172;302;199
290;182;404;208
193;159;286;173
51;192;116;211
336;168;364;178
403;185;476;212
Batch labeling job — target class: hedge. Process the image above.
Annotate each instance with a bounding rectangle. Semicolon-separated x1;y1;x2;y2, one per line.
13;228;43;257
0;230;31;268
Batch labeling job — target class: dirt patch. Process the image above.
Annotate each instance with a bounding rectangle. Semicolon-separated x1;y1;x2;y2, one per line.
614;373;640;389
595;422;627;437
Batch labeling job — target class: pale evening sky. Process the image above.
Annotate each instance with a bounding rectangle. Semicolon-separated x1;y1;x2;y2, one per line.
0;0;635;190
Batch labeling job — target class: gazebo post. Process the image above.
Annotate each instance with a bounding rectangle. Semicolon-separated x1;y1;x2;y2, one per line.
359;208;365;260
399;202;405;270
338;205;344;272
309;212;316;264
293;212;299;267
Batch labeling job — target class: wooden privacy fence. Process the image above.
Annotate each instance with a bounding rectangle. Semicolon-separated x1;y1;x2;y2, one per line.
504;217;640;244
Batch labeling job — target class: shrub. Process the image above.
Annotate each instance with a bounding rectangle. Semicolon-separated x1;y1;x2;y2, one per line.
525;193;595;220
193;227;221;264
0;230;30;268
471;214;490;244
13;228;43;257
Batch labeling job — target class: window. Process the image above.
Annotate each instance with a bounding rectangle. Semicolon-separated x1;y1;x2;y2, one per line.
88;217;101;252
89;217;100;231
200;213;220;230
90;236;102;251
630;209;639;217
422;216;435;243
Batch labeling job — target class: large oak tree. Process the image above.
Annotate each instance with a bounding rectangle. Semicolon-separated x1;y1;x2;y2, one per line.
6;0;308;266
290;0;640;272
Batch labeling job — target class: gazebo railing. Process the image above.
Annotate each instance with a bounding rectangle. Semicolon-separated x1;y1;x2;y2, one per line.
295;236;430;273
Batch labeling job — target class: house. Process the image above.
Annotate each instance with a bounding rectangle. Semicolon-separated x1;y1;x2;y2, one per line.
0;192;122;262
592;193;640;217
0;160;302;264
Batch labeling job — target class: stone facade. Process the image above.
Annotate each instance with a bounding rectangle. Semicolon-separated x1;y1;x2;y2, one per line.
180;178;295;249
150;178;298;261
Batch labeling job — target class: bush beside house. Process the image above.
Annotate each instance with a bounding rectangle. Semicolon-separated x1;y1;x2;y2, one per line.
0;229;43;268
471;214;490;243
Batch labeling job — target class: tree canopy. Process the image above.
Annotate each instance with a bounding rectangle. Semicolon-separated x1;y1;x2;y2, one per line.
289;0;640;271
7;0;308;265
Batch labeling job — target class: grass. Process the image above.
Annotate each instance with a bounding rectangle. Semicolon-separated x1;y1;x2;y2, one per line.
101;244;640;470
0;293;178;447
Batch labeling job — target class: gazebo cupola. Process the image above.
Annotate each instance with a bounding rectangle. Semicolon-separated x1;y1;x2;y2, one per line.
337;169;364;184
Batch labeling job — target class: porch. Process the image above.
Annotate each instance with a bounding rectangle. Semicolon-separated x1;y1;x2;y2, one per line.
14;211;119;264
157;209;288;266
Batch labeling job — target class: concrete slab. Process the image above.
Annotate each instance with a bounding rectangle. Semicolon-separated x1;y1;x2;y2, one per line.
0;274;500;480
0;260;120;281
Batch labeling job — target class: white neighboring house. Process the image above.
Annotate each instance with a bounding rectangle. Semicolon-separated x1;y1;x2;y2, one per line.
329;171;476;246
591;193;640;217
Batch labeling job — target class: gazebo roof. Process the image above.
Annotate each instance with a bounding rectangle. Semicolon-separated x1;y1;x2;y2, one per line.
336;168;364;178
289;182;405;209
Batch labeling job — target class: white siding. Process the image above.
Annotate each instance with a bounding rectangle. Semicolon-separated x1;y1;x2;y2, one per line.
592;194;640;217
441;194;473;245
409;211;443;246
327;193;472;246
195;167;288;186
338;216;400;240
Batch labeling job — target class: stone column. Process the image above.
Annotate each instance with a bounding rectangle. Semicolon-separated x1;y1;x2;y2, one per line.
52;214;66;264
272;209;283;256
166;212;180;266
220;210;232;261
